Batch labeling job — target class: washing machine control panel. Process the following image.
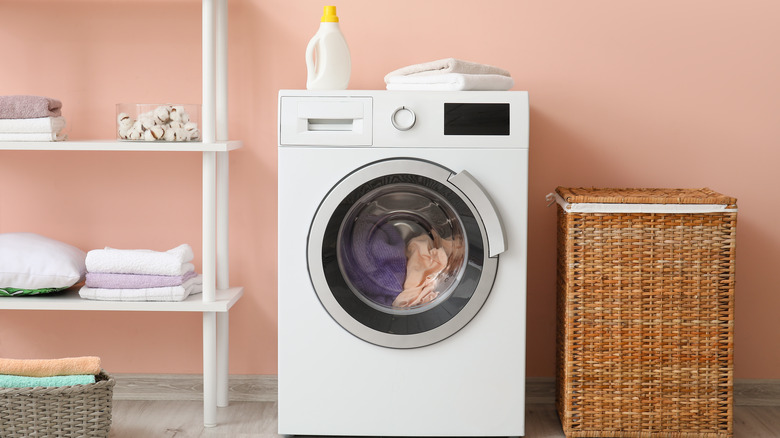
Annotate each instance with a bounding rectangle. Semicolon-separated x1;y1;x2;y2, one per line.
279;91;528;149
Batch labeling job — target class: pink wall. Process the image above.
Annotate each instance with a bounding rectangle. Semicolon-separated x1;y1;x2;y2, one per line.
1;0;778;379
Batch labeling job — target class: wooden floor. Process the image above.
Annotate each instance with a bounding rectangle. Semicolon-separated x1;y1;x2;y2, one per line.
109;400;780;437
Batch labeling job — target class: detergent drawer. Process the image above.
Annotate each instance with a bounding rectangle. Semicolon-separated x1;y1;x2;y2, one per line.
280;96;372;146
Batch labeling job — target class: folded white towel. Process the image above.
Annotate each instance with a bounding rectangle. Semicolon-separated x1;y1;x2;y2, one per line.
386;73;514;91
85;243;195;276
78;274;203;302
0;117;66;133
0;132;66;141
384;58;511;82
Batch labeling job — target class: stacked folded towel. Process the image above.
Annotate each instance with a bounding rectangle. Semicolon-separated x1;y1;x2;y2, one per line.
79;243;202;301
0;95;66;141
384;58;514;91
0;356;100;388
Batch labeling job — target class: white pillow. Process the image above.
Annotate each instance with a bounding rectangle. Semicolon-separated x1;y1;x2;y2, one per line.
0;233;86;289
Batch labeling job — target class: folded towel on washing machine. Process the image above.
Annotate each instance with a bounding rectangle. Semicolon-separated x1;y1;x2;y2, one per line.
386;73;514;91
384;58;513;91
340;220;406;307
383;58;512;81
78;274;202;301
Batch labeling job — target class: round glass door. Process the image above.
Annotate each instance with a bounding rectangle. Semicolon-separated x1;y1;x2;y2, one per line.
308;159;503;348
338;183;466;315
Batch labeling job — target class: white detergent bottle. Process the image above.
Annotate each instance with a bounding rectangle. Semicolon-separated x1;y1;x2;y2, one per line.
306;6;351;90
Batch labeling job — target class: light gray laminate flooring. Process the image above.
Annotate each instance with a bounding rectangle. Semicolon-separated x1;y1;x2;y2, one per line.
109;400;780;438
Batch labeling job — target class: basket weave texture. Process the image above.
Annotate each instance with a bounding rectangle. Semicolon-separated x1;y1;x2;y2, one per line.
0;371;114;437
556;187;737;205
555;188;736;438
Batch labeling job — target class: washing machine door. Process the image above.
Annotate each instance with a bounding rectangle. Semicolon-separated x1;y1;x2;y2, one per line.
308;158;506;348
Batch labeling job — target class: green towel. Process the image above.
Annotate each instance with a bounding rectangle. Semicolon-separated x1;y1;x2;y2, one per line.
0;374;95;388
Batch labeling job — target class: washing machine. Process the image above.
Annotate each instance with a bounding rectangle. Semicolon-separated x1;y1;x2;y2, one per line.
278;90;528;437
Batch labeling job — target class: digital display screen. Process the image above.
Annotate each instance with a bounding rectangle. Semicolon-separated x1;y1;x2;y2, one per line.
444;103;510;135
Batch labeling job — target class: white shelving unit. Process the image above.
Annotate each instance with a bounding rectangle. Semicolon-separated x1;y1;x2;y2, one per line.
0;288;243;313
0;140;241;152
0;0;240;428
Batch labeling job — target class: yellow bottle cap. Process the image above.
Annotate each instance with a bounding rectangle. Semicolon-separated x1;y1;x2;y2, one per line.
321;5;339;22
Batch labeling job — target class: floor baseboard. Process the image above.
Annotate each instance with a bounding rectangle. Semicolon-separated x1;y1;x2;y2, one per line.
112;374;780;406
112;374;278;402
734;379;780;406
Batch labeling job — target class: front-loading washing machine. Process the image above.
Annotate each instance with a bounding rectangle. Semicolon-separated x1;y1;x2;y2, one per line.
278;90;528;437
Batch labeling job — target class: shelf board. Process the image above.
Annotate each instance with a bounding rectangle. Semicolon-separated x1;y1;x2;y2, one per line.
0;287;243;312
0;140;242;152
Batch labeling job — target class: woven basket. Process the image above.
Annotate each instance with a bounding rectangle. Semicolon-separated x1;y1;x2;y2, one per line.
554;187;736;438
0;371;115;437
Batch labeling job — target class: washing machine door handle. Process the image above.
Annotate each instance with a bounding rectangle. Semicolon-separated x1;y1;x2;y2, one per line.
448;170;507;257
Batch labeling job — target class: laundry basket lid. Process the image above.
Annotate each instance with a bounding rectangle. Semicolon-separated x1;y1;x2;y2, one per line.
551;187;737;213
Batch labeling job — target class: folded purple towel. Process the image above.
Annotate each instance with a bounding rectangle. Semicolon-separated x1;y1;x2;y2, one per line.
0;95;63;119
85;270;197;289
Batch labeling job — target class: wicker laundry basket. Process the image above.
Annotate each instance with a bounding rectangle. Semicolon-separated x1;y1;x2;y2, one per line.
553;187;737;438
0;371;115;437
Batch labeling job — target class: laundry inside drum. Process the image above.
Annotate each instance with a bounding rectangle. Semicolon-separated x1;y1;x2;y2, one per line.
337;183;467;315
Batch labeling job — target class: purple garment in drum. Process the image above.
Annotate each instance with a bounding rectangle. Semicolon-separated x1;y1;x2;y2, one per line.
340;219;406;306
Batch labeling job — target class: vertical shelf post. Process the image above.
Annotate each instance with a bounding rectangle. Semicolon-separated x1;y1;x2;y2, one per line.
202;0;218;428
203;311;218;427
215;0;230;409
202;0;217;304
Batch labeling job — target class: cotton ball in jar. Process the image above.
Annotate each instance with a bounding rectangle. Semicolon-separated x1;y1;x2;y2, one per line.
140;114;157;130
129;120;143;137
163;126;176;142
169;106;185;123
129;126;143;140
119;117;134;131
153;105;171;124
117;112;132;125
174;127;187;141
186;128;201;141
145;125;164;141
183;122;200;141
117;113;134;138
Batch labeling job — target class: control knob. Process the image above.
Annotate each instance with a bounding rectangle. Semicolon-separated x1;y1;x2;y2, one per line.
391;106;416;131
